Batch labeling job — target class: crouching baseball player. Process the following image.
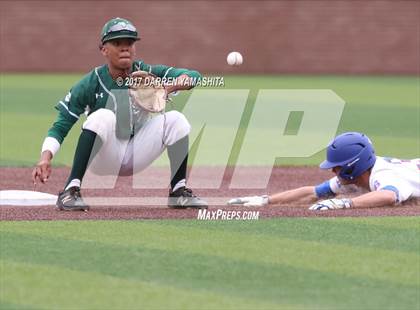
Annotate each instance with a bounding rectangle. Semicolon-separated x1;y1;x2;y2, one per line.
228;132;419;210
32;17;207;211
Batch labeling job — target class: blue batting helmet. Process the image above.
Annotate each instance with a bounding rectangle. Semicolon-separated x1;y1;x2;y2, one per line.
320;132;376;180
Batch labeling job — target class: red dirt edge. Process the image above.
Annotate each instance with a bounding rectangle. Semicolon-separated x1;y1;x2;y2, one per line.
1;167;419;221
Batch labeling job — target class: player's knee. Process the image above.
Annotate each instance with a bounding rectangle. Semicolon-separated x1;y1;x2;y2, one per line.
82;109;115;141
165;111;191;144
177;112;191;135
170;110;191;136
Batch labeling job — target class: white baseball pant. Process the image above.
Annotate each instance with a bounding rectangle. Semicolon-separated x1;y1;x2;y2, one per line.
81;108;190;180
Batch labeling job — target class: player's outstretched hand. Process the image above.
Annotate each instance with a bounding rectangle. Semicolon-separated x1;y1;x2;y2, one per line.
32;159;52;185
309;198;353;211
227;195;269;207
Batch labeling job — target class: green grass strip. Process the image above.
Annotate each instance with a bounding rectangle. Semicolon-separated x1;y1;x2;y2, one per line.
1;231;418;309
1;260;292;310
1;220;418;285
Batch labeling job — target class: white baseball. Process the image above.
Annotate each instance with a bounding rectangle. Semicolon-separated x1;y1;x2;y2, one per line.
227;51;243;66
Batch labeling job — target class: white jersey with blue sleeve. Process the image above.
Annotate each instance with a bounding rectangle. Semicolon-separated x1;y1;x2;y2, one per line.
368;157;420;203
314;156;420;203
314;176;357;198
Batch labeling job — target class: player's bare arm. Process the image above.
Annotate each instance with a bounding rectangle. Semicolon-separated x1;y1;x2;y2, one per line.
351;190;397;208
269;186;318;204
228;186;318;207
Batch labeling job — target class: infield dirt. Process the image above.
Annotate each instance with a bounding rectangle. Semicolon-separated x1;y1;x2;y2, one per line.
1;167;419;221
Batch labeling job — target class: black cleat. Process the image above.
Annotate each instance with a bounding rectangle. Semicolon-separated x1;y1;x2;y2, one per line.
56;186;89;211
168;187;208;209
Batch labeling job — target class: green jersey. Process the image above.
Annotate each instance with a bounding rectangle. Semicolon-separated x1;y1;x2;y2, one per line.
48;61;202;143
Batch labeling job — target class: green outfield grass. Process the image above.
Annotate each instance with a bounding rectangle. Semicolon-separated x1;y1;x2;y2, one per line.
1;217;419;309
1;74;419;166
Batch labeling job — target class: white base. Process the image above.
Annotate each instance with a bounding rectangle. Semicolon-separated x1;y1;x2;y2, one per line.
0;190;58;206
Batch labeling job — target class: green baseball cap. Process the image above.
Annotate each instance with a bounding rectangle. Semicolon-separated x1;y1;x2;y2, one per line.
101;17;140;44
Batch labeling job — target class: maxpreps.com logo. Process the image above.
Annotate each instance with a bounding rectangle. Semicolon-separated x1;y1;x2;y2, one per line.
197;209;259;221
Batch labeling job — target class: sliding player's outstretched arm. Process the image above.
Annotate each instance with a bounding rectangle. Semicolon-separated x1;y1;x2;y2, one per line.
227;186;319;207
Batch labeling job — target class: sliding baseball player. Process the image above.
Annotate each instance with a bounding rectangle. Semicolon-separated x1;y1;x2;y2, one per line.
229;132;419;210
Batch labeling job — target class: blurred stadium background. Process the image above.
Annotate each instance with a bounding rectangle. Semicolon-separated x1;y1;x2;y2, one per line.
1;1;418;74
